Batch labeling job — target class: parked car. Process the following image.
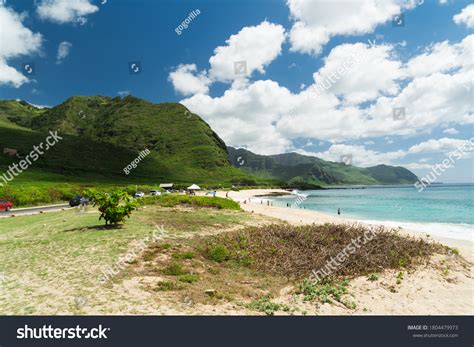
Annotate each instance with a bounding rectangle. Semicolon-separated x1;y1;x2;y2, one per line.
69;196;91;207
0;199;13;211
134;191;145;198
149;190;161;196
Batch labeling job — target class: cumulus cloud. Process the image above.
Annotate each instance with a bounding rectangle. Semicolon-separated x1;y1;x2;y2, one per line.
37;0;98;24
312;42;404;104
180;79;294;154
295;144;406;167
453;4;474;28
408;138;473;154
168;64;211;96
443;128;459;135
56;41;72;64
404;35;473;78
286;0;415;55
208;21;286;82
168;21;286;97
0;6;42;87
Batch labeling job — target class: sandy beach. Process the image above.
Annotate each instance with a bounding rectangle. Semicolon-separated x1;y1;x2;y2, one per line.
211;189;474;315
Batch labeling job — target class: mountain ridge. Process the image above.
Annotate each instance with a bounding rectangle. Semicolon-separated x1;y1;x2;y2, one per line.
227;146;418;187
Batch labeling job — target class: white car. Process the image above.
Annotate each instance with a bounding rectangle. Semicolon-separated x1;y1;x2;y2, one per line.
150;190;161;196
134;191;145;198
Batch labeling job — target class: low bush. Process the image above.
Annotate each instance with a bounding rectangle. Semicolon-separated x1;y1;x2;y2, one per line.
162;263;187;276
246;295;289;316
141;195;240;210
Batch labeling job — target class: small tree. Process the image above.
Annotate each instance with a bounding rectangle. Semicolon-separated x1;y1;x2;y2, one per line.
84;188;138;225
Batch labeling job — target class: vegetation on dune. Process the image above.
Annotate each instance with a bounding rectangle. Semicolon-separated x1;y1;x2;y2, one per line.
196;223;444;279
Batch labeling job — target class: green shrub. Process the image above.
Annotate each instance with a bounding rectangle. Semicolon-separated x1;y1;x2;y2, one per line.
178;274;199;283
84;188;137;225
246;295;289;316
172;251;195;260
162;263;187;276
367;273;379;281
297;278;349;303
206;244;230;263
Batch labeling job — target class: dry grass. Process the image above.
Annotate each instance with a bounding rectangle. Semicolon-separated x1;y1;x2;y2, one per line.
196;223;447;280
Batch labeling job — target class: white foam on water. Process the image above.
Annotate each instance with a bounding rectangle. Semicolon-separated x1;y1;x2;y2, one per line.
361;219;473;242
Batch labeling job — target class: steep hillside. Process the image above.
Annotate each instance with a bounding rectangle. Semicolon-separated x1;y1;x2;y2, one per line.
228;147;418;187
28;96;231;170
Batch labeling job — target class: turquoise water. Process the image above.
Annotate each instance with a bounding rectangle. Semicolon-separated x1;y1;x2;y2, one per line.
271;184;474;241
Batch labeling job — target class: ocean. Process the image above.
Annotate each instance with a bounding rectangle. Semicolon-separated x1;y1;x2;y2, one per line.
270;183;474;241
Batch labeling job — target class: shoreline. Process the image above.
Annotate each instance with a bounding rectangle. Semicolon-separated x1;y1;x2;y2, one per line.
216;189;474;260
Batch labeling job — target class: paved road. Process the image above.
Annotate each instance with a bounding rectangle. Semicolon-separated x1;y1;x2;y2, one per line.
0;204;70;218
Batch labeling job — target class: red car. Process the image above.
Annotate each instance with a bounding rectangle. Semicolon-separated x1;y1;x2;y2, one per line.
0;200;13;211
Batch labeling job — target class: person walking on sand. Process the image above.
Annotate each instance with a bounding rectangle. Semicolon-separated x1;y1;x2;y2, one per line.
337;208;341;215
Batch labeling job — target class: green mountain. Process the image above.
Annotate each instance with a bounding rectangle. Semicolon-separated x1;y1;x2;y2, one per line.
227;146;418;187
0;96;251;185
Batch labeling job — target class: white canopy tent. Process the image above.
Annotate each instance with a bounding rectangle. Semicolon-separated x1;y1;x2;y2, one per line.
187;184;201;190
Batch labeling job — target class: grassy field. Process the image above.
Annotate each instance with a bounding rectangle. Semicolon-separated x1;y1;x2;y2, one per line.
0;203;270;315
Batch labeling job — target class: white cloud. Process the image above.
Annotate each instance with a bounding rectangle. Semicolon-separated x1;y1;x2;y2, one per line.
287;0;415;55
453;4;474;28
408;138;473;154
208;21;286;83
168;64;211;96
443;128;459;135
37;0;98;24
404;35;473;78
56;41;72;64
168;21;286;97
180;79;294;154
117;90;130;97
313;42;404;104
403;162;432;170
295;144;406;167
0;6;42;87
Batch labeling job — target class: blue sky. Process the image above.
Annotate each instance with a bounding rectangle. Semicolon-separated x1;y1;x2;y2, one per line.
0;0;473;182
